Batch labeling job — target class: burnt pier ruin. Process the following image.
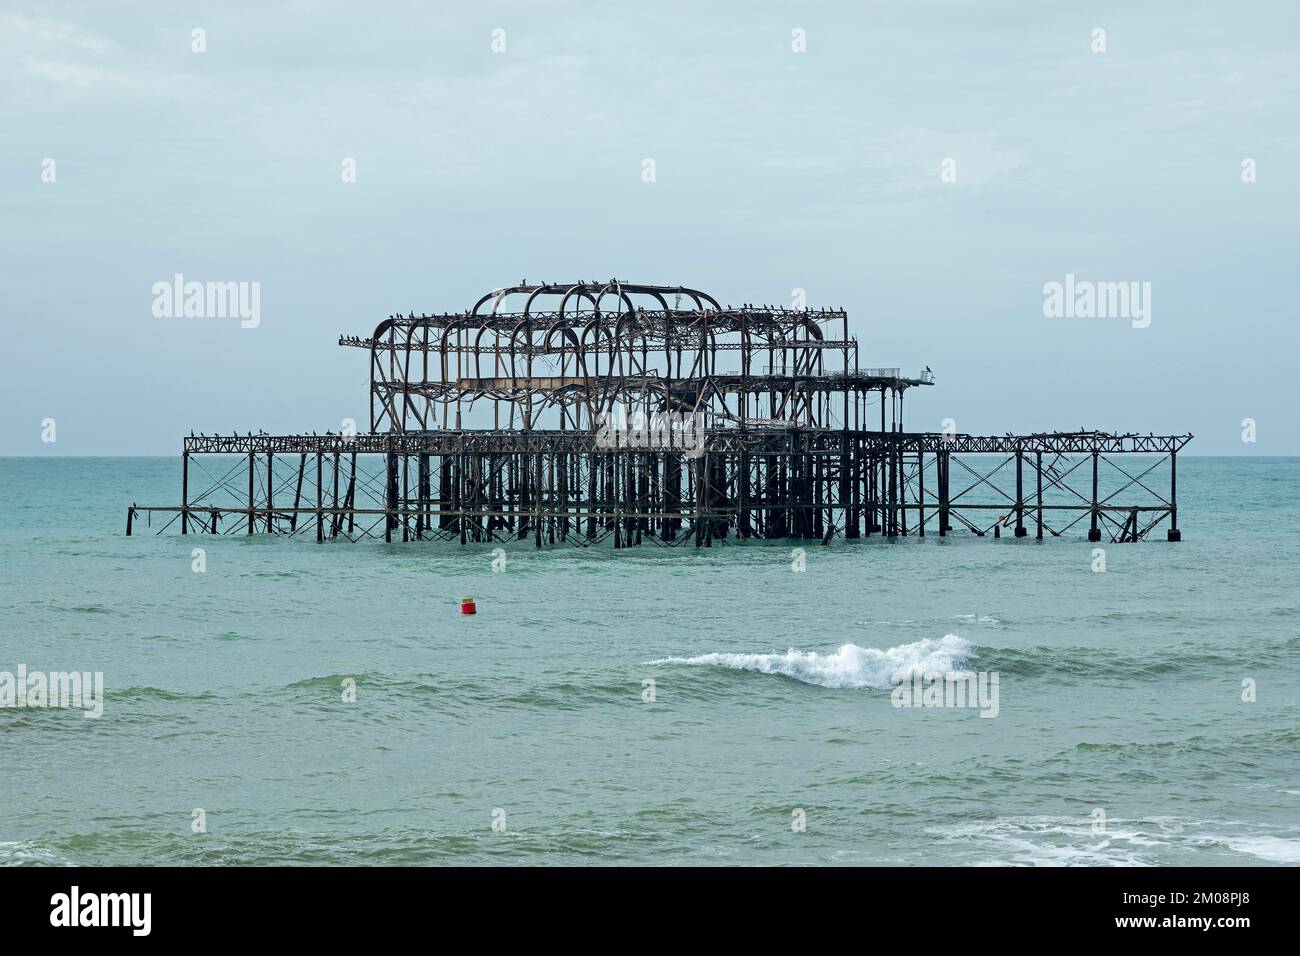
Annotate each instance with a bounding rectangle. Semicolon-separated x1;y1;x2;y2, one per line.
127;280;1190;546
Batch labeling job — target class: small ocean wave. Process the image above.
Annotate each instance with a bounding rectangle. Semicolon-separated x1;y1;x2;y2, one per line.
500;679;638;710
284;672;390;691
930;815;1300;866
113;686;219;703
22;600;116;615
646;635;973;689
978;635;1300;680
1073;726;1300;756
955;614;1002;625
281;670;636;712
0;841;70;866
278;671;497;710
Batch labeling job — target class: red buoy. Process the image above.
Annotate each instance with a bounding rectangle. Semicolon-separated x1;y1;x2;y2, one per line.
460;597;477;615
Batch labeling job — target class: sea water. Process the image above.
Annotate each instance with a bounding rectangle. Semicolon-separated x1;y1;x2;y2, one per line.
0;456;1296;865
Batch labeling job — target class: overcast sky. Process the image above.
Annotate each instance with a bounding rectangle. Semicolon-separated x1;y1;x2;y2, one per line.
2;1;1297;455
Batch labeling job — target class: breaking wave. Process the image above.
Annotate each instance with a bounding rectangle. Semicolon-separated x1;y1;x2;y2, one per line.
646;635;973;689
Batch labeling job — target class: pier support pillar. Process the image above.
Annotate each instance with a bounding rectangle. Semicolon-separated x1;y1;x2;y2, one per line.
316;453;324;543
402;454;410;542
385;450;398;543
247;451;255;534
181;452;189;535
347;452;357;535
290;453;306;533
1167;450;1181;541
1087;450;1101;542
917;446;925;537
417;454;430;539
1014;449;1027;536
534;452;543;549
1035;451;1043;540
331;452;340;539
938;450;949;536
266;452;275;533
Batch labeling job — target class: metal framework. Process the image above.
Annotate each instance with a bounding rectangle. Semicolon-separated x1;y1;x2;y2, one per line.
128;280;1190;546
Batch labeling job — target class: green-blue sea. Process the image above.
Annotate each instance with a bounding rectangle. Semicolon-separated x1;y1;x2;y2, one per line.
1;456;1296;866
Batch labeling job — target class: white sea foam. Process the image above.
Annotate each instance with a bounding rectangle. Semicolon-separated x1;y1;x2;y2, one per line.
933;816;1154;867
646;634;973;689
930;816;1300;866
0;840;67;865
1223;836;1300;863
